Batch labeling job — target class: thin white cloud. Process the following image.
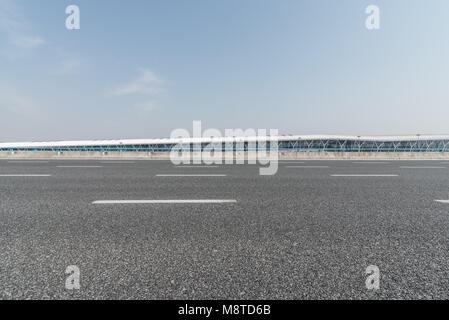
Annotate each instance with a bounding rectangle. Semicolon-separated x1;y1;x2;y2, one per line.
0;0;44;59
112;69;164;96
0;85;40;117
135;100;159;111
51;58;82;75
0;0;21;32
11;34;44;48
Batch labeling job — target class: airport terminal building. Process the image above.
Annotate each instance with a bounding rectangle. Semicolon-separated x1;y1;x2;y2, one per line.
1;135;449;153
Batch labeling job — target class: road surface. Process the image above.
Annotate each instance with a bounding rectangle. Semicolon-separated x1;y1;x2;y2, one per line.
0;159;448;299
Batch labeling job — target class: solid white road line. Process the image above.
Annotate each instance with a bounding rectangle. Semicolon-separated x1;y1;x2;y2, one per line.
156;174;226;177
400;166;446;169
330;174;398;177
435;200;449;204
0;174;52;177
92;199;237;204
286;166;329;168
57;166;103;168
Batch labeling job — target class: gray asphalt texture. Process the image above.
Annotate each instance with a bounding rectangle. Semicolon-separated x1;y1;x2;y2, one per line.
1;159;449;300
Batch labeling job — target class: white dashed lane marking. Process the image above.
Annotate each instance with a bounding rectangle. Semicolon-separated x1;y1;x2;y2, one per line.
400;166;446;169
57;166;103;168
352;162;389;164
92;199;237;204
286;166;329;168
174;166;219;168
8;161;49;163
330;174;398;177
100;161;135;164
0;174;52;177
156;174;226;177
277;161;306;164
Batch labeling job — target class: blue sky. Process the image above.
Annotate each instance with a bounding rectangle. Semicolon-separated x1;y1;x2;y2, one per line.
1;0;448;141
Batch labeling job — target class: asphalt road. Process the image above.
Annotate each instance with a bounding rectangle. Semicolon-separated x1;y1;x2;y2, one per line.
0;159;449;299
